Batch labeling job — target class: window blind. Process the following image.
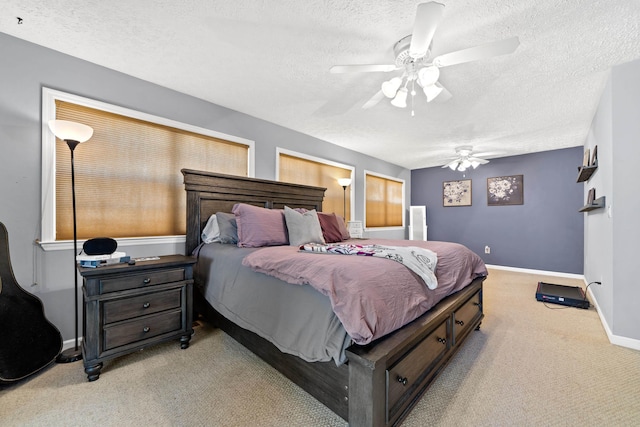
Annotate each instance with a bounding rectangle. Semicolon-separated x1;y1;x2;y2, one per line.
365;173;403;227
278;153;351;219
55;100;248;240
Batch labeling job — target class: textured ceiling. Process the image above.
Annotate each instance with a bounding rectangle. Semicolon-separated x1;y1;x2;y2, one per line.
2;0;640;169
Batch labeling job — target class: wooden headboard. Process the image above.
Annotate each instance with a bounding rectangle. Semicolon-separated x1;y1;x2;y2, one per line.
182;169;326;255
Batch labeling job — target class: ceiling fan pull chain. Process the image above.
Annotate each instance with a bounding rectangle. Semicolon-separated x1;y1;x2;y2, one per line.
411;80;416;117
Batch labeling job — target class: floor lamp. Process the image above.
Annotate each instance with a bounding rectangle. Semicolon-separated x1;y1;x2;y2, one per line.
48;119;94;363
337;178;352;220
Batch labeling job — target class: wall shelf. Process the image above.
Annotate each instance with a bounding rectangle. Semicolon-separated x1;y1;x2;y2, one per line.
577;163;598;182
579;196;605;212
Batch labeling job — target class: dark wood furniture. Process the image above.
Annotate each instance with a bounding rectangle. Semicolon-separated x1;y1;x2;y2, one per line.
577;148;604;212
579;196;606;212
79;255;195;381
182;169;485;427
577;164;598;182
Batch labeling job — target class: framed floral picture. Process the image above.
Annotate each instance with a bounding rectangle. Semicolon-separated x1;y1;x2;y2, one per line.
443;179;472;206
487;175;524;206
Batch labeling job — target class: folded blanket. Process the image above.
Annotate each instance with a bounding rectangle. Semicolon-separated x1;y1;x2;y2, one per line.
300;243;438;290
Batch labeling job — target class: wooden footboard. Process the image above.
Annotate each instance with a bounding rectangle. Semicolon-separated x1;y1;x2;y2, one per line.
347;276;484;426
195;276;484;427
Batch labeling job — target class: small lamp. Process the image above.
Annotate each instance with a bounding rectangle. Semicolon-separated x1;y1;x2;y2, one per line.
381;77;402;98
337;178;352;220
390;87;408;108
48;119;93;363
422;84;444;102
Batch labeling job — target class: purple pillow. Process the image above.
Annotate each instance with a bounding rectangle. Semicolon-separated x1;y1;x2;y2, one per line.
232;203;289;247
317;212;344;243
335;214;351;240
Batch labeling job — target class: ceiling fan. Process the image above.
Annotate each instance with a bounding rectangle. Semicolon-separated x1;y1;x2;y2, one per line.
441;146;490;171
330;2;520;110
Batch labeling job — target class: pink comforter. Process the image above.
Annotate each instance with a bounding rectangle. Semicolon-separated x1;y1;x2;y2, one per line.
242;239;487;345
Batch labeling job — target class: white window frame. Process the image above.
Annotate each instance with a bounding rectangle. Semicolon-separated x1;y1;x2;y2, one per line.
275;148;355;221
363;169;406;231
40;87;255;251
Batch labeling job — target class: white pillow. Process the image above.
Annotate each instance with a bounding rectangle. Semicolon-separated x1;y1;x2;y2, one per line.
201;214;221;243
283;206;325;246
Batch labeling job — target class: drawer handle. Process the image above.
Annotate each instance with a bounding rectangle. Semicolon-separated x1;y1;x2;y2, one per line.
437;337;447;345
143;302;150;309
397;376;408;386
143;278;151;284
455;319;464;326
143;326;150;333
473;302;481;306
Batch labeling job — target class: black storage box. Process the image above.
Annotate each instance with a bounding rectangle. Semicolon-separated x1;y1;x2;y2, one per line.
535;281;590;309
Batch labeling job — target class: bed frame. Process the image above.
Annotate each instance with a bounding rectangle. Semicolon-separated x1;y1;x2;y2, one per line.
182;168;485;427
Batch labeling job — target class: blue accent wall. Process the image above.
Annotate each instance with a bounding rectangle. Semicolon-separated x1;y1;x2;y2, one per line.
411;147;584;274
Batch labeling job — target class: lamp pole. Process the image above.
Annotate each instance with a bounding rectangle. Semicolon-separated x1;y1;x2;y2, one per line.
48;119;93;364
337;178;351;221
342;185;347;219
56;139;83;363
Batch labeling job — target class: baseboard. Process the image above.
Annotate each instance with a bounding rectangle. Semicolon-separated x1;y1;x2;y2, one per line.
486;264;640;351
61;337;83;352
485;264;584;280
586;286;640;351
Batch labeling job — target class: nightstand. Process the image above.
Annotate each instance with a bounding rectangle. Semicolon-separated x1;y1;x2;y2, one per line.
79;254;196;381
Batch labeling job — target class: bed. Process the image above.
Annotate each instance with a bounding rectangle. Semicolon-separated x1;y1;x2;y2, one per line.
182;168;487;427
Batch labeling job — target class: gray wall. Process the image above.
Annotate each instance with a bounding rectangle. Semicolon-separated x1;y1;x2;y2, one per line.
0;32;409;341
411;148;584;274
585;58;640;343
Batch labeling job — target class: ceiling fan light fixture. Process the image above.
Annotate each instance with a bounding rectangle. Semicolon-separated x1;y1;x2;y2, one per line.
381;77;403;98
442;146;490;171
423;84;444;102
417;66;440;87
390;87;408;108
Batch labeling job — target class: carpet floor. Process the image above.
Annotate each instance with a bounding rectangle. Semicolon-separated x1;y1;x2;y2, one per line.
2;268;639;426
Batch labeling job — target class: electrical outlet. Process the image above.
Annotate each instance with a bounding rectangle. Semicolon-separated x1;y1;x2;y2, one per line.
484;246;490;254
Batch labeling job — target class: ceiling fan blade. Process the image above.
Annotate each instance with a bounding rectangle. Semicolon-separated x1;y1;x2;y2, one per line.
409;2;445;59
330;64;397;73
433;36;520;67
362;90;385;109
469;157;489;164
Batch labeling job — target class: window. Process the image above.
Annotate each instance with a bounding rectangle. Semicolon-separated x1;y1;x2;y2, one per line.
276;149;354;219
365;171;404;228
41;88;254;248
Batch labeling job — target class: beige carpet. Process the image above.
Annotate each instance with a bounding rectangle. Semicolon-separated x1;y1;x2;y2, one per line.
2;268;639;426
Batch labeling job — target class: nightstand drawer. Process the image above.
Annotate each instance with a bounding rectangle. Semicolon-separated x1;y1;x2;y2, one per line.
100;268;186;293
103;310;182;351
103;288;182;324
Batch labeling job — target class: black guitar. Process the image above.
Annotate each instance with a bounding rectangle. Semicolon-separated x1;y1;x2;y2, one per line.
0;222;62;384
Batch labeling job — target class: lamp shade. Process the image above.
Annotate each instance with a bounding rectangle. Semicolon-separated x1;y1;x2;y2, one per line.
418;66;440;87
423;84;444;102
381;77;402;98
390;87;408;108
338;178;352;187
48;120;93;142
